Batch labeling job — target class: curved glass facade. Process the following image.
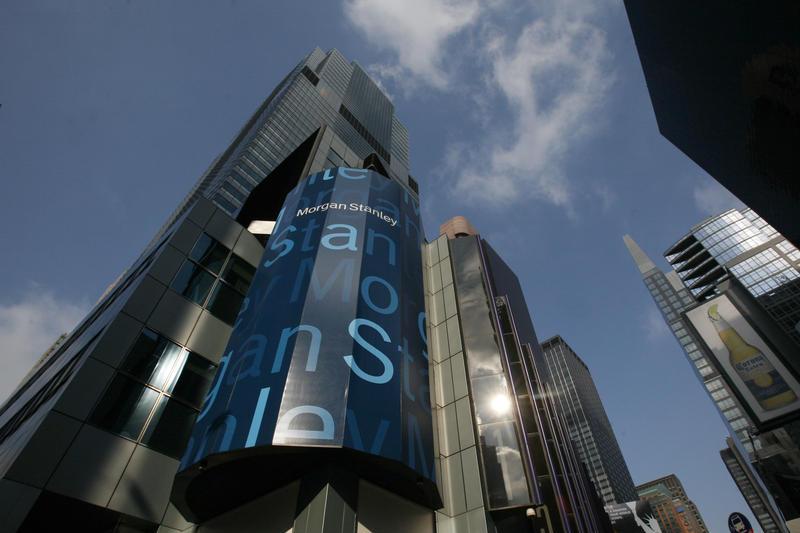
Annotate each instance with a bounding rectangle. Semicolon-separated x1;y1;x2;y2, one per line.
175;168;435;520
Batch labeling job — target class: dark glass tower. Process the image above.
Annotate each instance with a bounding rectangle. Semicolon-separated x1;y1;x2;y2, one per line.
152;47;415;247
622;0;800;248
426;217;611;533
0;48;426;533
540;336;637;506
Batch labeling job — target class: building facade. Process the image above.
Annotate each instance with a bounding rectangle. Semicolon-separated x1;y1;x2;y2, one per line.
539;336;637;506
721;437;788;531
0;48;427;532
636;476;707;533
0;46;613;533
622;0;800;248
624;207;800;532
635;482;689;533
426;218;609;533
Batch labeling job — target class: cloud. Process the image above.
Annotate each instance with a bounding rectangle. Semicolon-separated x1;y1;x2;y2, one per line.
343;0;480;90
643;306;670;342
0;288;88;403
452;16;612;210
692;178;746;217
344;0;614;213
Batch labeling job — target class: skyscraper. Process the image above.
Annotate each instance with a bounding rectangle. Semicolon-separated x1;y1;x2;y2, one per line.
540;335;637;506
720;437;787;531
0;48;424;532
149;46;415;250
622;0;800;248
663;208;800;347
636;475;707;533
624;206;800;532
427;217;609;533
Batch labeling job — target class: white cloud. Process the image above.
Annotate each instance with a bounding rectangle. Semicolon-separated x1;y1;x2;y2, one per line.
693;178;746;217
343;0;480;89
344;0;614;212
452;16;612;209
0;288;88;403
643;306;670;342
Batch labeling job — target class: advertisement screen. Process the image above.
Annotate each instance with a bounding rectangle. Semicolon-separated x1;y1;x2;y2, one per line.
685;294;800;424
606;501;663;533
180;167;433;484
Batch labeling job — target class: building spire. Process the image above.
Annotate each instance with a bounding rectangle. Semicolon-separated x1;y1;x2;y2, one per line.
623;234;657;275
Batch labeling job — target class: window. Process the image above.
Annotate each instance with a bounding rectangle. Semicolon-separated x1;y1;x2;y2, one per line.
171;233;256;324
90;329;217;459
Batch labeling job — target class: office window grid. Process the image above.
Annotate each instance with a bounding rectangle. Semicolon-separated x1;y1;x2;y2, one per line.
89;328;217;459
170;232;255;326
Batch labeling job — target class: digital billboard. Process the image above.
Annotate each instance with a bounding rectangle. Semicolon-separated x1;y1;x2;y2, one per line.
606;500;663;533
175;167;435;517
685;294;800;424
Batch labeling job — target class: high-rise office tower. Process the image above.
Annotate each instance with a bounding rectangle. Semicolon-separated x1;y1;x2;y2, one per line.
663;208;800;347
720;437;788;531
0;48;428;533
622;0;800;248
149;46;415;251
636;475;707;533
426;217;609;533
539;336;637;506
625;206;800;532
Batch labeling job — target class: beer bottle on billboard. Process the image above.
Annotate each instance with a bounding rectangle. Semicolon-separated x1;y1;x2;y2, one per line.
708;304;796;410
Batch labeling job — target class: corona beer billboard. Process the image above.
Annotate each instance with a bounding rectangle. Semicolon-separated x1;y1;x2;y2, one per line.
173;168;436;520
685;294;800;425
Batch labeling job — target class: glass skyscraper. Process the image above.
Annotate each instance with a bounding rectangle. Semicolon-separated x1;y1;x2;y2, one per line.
150;47;415;249
625;206;800;533
0;48;427;532
427;217;609;533
540;336;637;506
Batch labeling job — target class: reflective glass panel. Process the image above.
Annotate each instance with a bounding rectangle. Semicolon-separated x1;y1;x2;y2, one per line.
121;330;185;389
168;352;217;409
172;261;215;305
189;233;229;274
479;421;531;508
221;256;255;294
90;375;159;440
472;374;514;425
141;396;198;458
207;281;246;325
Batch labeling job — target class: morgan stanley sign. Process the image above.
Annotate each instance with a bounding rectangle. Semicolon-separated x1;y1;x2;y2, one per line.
175;168;436;518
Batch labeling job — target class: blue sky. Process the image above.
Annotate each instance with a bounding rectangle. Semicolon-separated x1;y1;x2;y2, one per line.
0;1;755;530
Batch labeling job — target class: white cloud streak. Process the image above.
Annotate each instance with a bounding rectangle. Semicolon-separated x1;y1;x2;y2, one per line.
0;288;87;403
343;0;480;90
344;0;614;212
454;17;612;208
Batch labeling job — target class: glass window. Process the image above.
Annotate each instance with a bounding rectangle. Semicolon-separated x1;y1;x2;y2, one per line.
168;353;217;409
190;234;229;274
479;421;531;508
121;330;186;389
141;396;199;458
207;282;246;325
172;261;216;305
221;256;255;294
90;375;159;440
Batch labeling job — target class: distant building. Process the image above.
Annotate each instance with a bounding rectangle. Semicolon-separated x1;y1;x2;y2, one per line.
540;335;637;506
721;437;787;531
622;0;800;248
626;207;800;531
428;217;608;532
636;475;708;533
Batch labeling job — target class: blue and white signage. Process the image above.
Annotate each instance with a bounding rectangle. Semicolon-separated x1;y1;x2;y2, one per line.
180;167;434;485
